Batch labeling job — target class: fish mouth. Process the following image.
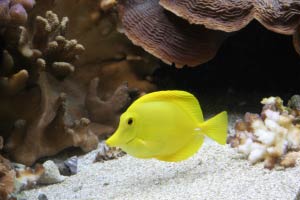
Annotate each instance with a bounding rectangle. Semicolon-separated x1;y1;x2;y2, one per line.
126;137;136;144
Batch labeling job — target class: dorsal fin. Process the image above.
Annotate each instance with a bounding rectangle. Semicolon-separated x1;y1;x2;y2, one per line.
130;90;204;122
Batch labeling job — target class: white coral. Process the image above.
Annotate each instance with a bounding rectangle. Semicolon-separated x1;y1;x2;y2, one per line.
231;96;300;169
237;138;253;155
248;143;267;164
287;126;300;149
278;114;293;127
264;110;280;122
251;119;266;130
264;119;287;135
254;129;275;146
261;97;277;105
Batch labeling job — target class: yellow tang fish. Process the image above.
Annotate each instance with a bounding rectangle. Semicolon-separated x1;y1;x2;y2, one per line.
106;90;228;162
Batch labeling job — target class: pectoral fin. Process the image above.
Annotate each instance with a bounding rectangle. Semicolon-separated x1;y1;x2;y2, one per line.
126;138;164;159
156;135;204;162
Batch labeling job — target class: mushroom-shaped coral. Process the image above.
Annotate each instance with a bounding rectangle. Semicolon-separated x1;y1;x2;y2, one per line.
159;0;300;34
117;0;300;66
118;0;226;67
229;95;300;169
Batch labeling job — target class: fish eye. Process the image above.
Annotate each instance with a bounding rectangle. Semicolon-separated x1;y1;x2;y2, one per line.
127;118;133;125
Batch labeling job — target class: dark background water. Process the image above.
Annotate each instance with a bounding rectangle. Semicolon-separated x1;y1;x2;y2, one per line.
153;21;300;116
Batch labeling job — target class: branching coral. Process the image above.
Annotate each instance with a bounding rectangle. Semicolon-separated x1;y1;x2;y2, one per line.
0;9;83;95
0;0;156;166
0;0;35;25
32;11;85;78
85;77;139;127
1;9;90;165
4;64;134;165
229;96;300;169
0;0;37;95
5;72;97;165
47;0;157;95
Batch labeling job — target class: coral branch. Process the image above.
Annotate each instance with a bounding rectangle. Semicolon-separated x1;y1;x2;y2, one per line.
32;11;85;79
5;73;97;165
0;0;35;26
86;77;136;126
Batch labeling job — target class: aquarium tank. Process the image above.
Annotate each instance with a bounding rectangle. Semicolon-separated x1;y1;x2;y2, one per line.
1;0;300;200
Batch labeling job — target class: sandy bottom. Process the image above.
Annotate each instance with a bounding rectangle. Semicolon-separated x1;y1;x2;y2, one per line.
24;142;300;200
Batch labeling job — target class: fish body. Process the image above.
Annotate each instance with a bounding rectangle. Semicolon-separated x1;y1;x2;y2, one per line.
106;90;228;162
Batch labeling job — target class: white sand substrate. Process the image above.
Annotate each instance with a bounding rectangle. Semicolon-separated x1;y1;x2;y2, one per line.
24;141;300;200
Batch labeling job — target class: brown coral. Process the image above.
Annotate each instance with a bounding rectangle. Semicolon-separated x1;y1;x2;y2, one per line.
0;0;35;25
118;0;226;67
0;137;14;200
15;164;45;190
85;77;136;127
0;155;15;200
1;0;156;166
32;11;85;79
0;137;3;150
293;25;300;55
159;0;300;34
1;9;91;165
0;0;38;96
117;0;300;66
5;72;95;165
4;70;136;166
280;151;300;168
94;142;125;163
99;0;117;11
0;10;78;96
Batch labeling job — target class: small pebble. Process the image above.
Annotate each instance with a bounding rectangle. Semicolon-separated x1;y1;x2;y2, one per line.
72;185;82;192
38;193;48;200
103;182;109;186
64;156;78;175
38;160;66;184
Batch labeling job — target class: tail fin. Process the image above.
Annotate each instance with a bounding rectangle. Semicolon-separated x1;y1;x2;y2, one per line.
199;111;228;145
